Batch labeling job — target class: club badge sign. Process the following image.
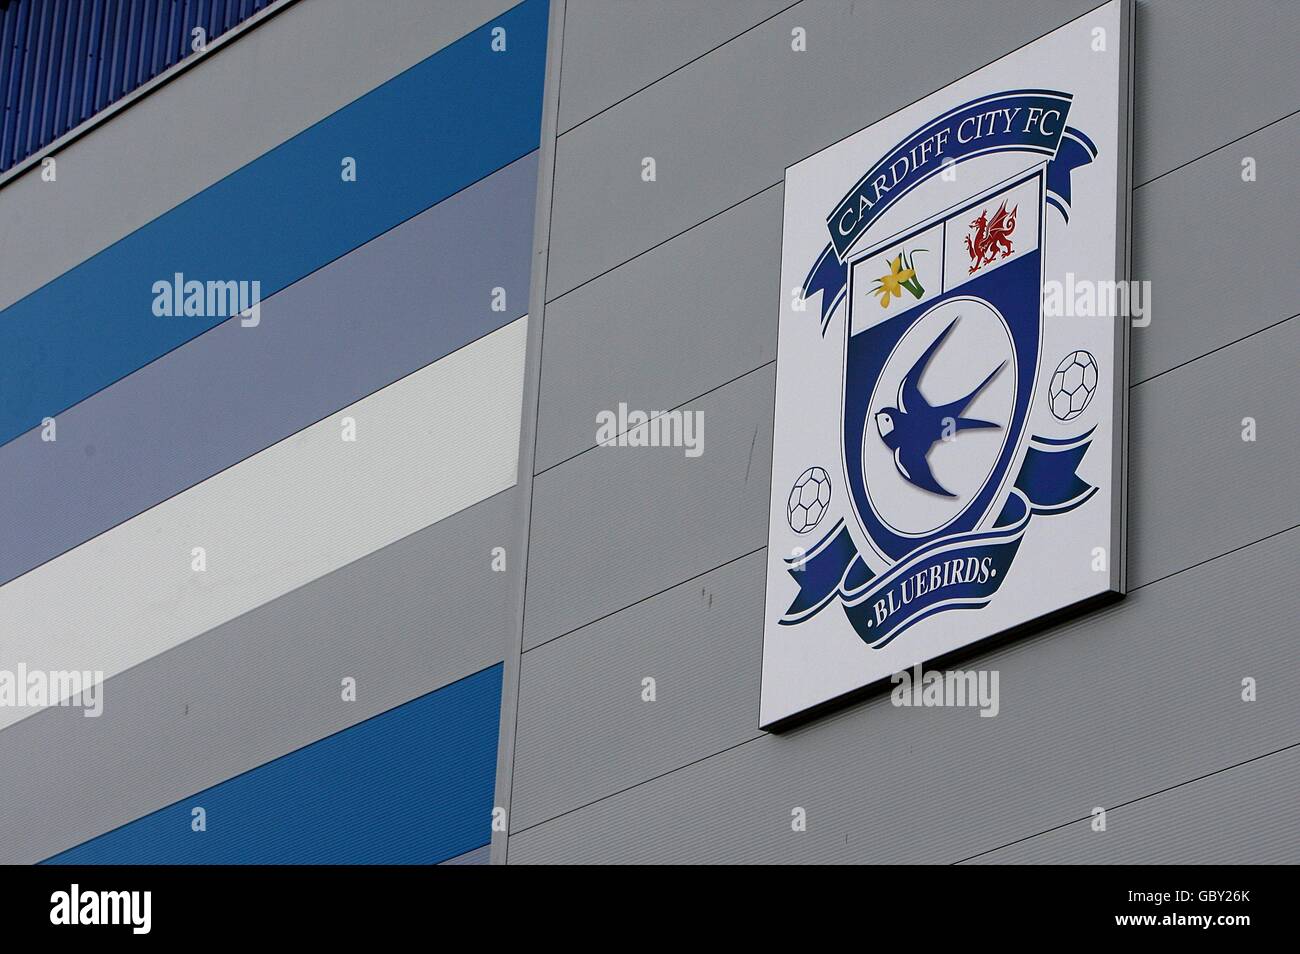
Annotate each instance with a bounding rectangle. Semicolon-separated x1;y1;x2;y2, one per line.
760;1;1132;728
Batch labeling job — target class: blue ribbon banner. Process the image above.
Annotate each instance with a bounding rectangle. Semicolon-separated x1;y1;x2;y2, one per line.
801;89;1097;331
781;430;1098;649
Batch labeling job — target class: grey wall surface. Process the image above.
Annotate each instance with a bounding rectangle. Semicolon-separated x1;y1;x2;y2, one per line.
498;0;1300;863
0;488;521;865
0;0;521;311
0;0;536;864
966;744;1300;865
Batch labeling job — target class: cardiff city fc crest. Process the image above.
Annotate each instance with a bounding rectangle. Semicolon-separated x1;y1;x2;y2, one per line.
760;3;1131;729
793;164;1097;648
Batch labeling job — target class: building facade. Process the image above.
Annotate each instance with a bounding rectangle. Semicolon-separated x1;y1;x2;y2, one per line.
0;0;1297;864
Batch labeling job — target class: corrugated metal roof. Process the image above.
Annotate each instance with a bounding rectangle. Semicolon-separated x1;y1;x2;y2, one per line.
0;0;280;173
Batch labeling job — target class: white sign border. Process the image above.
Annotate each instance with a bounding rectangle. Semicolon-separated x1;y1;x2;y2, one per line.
759;0;1134;731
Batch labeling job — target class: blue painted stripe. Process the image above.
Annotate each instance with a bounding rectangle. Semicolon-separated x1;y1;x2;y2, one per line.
0;0;548;448
42;664;503;865
0;153;538;587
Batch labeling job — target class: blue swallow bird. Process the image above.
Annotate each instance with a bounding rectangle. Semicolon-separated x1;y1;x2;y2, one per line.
873;317;1004;498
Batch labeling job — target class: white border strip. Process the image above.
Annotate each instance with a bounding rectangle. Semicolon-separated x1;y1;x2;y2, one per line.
0;317;527;731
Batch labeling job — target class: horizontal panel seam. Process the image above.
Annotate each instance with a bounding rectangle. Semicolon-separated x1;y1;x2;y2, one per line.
543;180;781;305
545;107;1296;308
525;361;1300;654
533;306;1299;481
555;0;1113;153
511;523;1300;838
556;0;803;137
535;359;776;477
952;739;1300;863
522;544;766;656
1136;107;1300;190
1131;312;1299;390
509;733;761;838
1130;521;1300;594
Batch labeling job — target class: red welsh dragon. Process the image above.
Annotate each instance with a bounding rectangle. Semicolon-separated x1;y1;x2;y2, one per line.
964;200;1017;274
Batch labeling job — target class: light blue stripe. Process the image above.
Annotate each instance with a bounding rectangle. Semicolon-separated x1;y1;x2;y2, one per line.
0;0;548;448
0;152;537;586
42;664;503;865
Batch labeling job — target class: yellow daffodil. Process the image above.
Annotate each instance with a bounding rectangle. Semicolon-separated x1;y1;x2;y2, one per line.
872;254;917;308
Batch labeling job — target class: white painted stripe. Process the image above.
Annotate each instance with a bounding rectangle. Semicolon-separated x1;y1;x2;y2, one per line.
0;317;527;730
0;0;517;311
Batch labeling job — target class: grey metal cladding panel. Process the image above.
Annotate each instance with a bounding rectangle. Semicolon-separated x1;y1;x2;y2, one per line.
511;551;766;831
441;844;493;864
0;489;520;865
532;112;1294;481
1127;315;1300;588
556;0;792;132
968;745;1300;864
544;0;1101;299
1132;0;1300;188
528;265;1299;637
508;526;1300;863
534;185;782;472
547;0;1300;303
508;307;1299;840
522;364;774;649
1131;113;1299;384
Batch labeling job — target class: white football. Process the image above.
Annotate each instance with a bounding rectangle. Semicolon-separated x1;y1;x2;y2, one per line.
1047;350;1099;422
787;466;832;534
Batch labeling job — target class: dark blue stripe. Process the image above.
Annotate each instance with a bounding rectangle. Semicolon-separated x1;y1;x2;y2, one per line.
42;664;503;864
78;0;102;123
0;153;538;587
0;0;548;447
0;4;18;163
6;2;32;163
20;0;51;158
